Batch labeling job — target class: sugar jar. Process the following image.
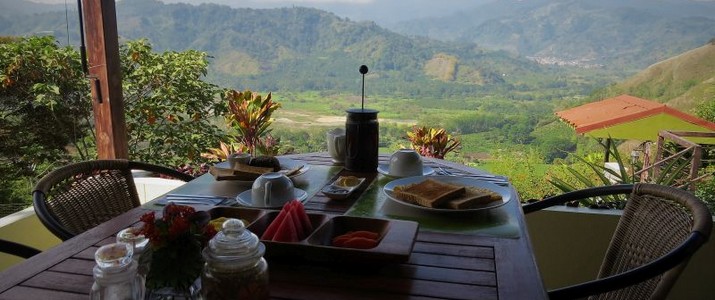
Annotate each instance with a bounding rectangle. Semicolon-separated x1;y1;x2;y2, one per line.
201;218;269;299
90;242;145;300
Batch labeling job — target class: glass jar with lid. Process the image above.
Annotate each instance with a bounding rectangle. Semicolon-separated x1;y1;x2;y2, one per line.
90;242;145;300
201;218;269;299
116;227;150;277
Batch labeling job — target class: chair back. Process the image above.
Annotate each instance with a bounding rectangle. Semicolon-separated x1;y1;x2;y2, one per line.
0;239;41;259
592;183;712;300
33;159;193;240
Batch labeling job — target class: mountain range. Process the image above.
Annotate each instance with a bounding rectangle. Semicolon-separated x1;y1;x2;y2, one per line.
1;0;714;100
0;0;567;97
392;0;715;70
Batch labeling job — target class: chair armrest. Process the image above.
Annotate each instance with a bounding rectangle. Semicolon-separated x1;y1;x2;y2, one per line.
0;239;41;259
522;184;634;214
33;190;76;241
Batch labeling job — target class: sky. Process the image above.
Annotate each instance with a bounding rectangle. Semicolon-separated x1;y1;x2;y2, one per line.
26;0;715;26
32;0;376;3
28;0;485;25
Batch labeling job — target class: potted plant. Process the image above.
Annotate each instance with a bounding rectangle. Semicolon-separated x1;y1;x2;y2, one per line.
406;126;461;159
222;89;281;156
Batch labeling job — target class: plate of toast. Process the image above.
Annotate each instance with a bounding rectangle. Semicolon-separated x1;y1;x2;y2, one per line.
209;157;309;184
383;175;510;213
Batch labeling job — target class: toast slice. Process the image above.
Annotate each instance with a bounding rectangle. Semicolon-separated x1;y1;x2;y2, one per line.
392;179;465;208
233;163;274;180
445;186;502;209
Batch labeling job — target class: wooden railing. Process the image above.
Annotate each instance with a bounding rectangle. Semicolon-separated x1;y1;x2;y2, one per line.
636;130;715;190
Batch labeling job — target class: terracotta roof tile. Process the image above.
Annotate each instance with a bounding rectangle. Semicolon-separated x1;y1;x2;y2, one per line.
556;94;715;134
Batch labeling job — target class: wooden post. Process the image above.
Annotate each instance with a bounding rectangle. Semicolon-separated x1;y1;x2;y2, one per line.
81;0;128;159
654;134;665;179
689;145;702;191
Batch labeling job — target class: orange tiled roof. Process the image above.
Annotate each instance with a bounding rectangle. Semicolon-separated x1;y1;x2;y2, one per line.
556;94;715;134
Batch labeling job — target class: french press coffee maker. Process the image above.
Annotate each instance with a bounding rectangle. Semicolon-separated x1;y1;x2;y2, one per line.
344;65;379;172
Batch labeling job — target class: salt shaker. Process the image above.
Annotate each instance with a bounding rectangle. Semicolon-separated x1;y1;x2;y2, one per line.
201;218;269;299
89;242;145;300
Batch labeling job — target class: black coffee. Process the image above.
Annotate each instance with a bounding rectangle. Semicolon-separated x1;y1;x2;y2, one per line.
345;108;379;172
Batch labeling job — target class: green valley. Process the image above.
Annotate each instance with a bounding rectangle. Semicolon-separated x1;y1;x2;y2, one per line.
1;0;714;215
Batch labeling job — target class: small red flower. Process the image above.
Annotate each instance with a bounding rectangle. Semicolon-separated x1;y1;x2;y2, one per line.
139;203;214;249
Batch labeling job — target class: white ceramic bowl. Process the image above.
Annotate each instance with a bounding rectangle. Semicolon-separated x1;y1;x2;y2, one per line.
251;172;294;207
389;149;423;177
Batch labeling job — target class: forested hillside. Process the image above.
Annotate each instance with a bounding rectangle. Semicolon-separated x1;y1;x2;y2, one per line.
2;0;714;214
0;0;610;99
393;0;715;71
593;41;715;119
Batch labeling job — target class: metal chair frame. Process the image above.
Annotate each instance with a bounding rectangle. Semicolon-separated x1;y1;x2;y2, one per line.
0;239;41;259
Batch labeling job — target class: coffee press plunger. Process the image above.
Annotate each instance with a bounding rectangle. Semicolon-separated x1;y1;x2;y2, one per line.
344;65;379;172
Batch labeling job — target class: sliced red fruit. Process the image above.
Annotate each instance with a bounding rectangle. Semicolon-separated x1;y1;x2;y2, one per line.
261;209;288;240
342;237;379;249
331;235;351;247
272;213;298;242
288;204;305;240
291;200;313;234
343;230;379;240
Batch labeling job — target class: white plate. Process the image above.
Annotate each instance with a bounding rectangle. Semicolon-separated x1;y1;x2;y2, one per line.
234;157;310;185
236;188;308;209
377;164;435;178
383;175;510;213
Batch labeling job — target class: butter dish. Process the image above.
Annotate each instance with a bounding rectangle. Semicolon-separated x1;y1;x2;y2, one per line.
321;176;365;200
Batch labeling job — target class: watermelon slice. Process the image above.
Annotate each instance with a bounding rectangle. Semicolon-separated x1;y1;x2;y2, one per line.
272;213;298;242
288;203;305;240
291;200;313;234
261;208;288;240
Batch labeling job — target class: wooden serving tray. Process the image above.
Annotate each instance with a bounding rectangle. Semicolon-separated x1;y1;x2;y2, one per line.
208;207;419;264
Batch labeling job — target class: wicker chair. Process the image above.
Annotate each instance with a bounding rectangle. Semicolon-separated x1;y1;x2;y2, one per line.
0;239;41;259
33;159;194;241
523;183;712;300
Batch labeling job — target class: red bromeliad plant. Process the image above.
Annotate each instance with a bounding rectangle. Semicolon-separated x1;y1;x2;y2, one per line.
139;204;217;291
407;126;461;159
223;89;281;156
201;141;248;162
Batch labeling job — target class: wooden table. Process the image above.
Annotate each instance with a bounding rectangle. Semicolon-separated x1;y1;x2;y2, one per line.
0;153;546;299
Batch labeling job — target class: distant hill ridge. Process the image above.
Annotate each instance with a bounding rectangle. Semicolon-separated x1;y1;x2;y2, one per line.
392;0;715;71
0;0;557;97
3;0;713;103
0;0;65;17
595;42;715;115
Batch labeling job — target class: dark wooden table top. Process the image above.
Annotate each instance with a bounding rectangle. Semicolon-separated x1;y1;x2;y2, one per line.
0;153;546;299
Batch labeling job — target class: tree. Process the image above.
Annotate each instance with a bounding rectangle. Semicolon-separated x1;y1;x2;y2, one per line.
0;37;233;215
120;39;228;167
484;146;557;201
0;36;92;209
695;85;715;122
